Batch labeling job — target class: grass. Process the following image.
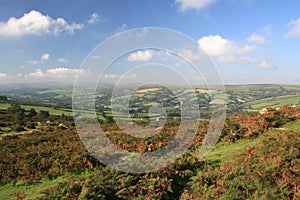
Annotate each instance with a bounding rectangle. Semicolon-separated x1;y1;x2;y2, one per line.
204;138;258;166
0;103;72;116
0;171;93;200
243;95;300;110
36;89;73;98
136;88;161;93
196;88;213;94
203;119;300;166
0;103;104;117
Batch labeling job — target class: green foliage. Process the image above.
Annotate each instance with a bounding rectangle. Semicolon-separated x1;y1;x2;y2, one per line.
28;108;37;117
0;96;8;101
7;104;25;114
38;110;50;119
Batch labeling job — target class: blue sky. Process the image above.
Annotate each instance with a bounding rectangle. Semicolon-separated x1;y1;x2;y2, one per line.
0;0;300;84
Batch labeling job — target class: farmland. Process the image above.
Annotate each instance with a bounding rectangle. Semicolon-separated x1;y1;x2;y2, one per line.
1;84;300;118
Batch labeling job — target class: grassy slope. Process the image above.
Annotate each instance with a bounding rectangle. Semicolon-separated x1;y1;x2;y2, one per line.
0;172;93;200
203;119;300;165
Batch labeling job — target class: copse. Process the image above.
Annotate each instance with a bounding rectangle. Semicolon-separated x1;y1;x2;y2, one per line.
6;104;26;132
0;96;7;102
37;110;50;119
7;104;25;114
28;108;37;117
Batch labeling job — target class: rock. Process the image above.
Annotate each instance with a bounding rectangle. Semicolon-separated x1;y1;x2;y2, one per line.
58;123;69;129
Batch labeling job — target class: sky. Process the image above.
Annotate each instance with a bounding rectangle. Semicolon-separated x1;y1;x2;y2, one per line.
0;0;300;84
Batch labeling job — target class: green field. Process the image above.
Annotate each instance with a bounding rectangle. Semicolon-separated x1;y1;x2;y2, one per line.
243;95;300;110
2;84;300;117
0;103;72;116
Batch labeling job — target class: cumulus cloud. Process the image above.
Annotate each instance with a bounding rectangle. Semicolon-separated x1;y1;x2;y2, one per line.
57;58;68;63
175;0;216;11
25;67;88;78
198;34;275;68
40;53;50;61
87;13;100;24
127;50;153;62
247;33;266;44
286;18;300;38
0;73;7;78
0;10;83;37
198;35;255;57
26;69;44;78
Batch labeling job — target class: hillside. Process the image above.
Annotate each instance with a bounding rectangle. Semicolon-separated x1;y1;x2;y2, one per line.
0;106;299;199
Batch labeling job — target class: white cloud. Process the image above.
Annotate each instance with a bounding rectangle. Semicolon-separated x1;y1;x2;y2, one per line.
198;35;255;57
25;67;88;78
57;58;68;63
247;33;266;44
198;34;275;68
40;53;50;61
0;73;7;78
127;50;153;62
87;13;100;24
175;0;216;11
286;18;300;38
258;60;275;69
46;68;86;77
26;69;44;78
22;53;50;67
0;10;83;37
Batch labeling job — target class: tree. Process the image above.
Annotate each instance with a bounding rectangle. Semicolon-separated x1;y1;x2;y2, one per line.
7;104;24;114
28;108;37;117
13;108;26;131
38;110;50;119
15;111;25;125
0;96;7;102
